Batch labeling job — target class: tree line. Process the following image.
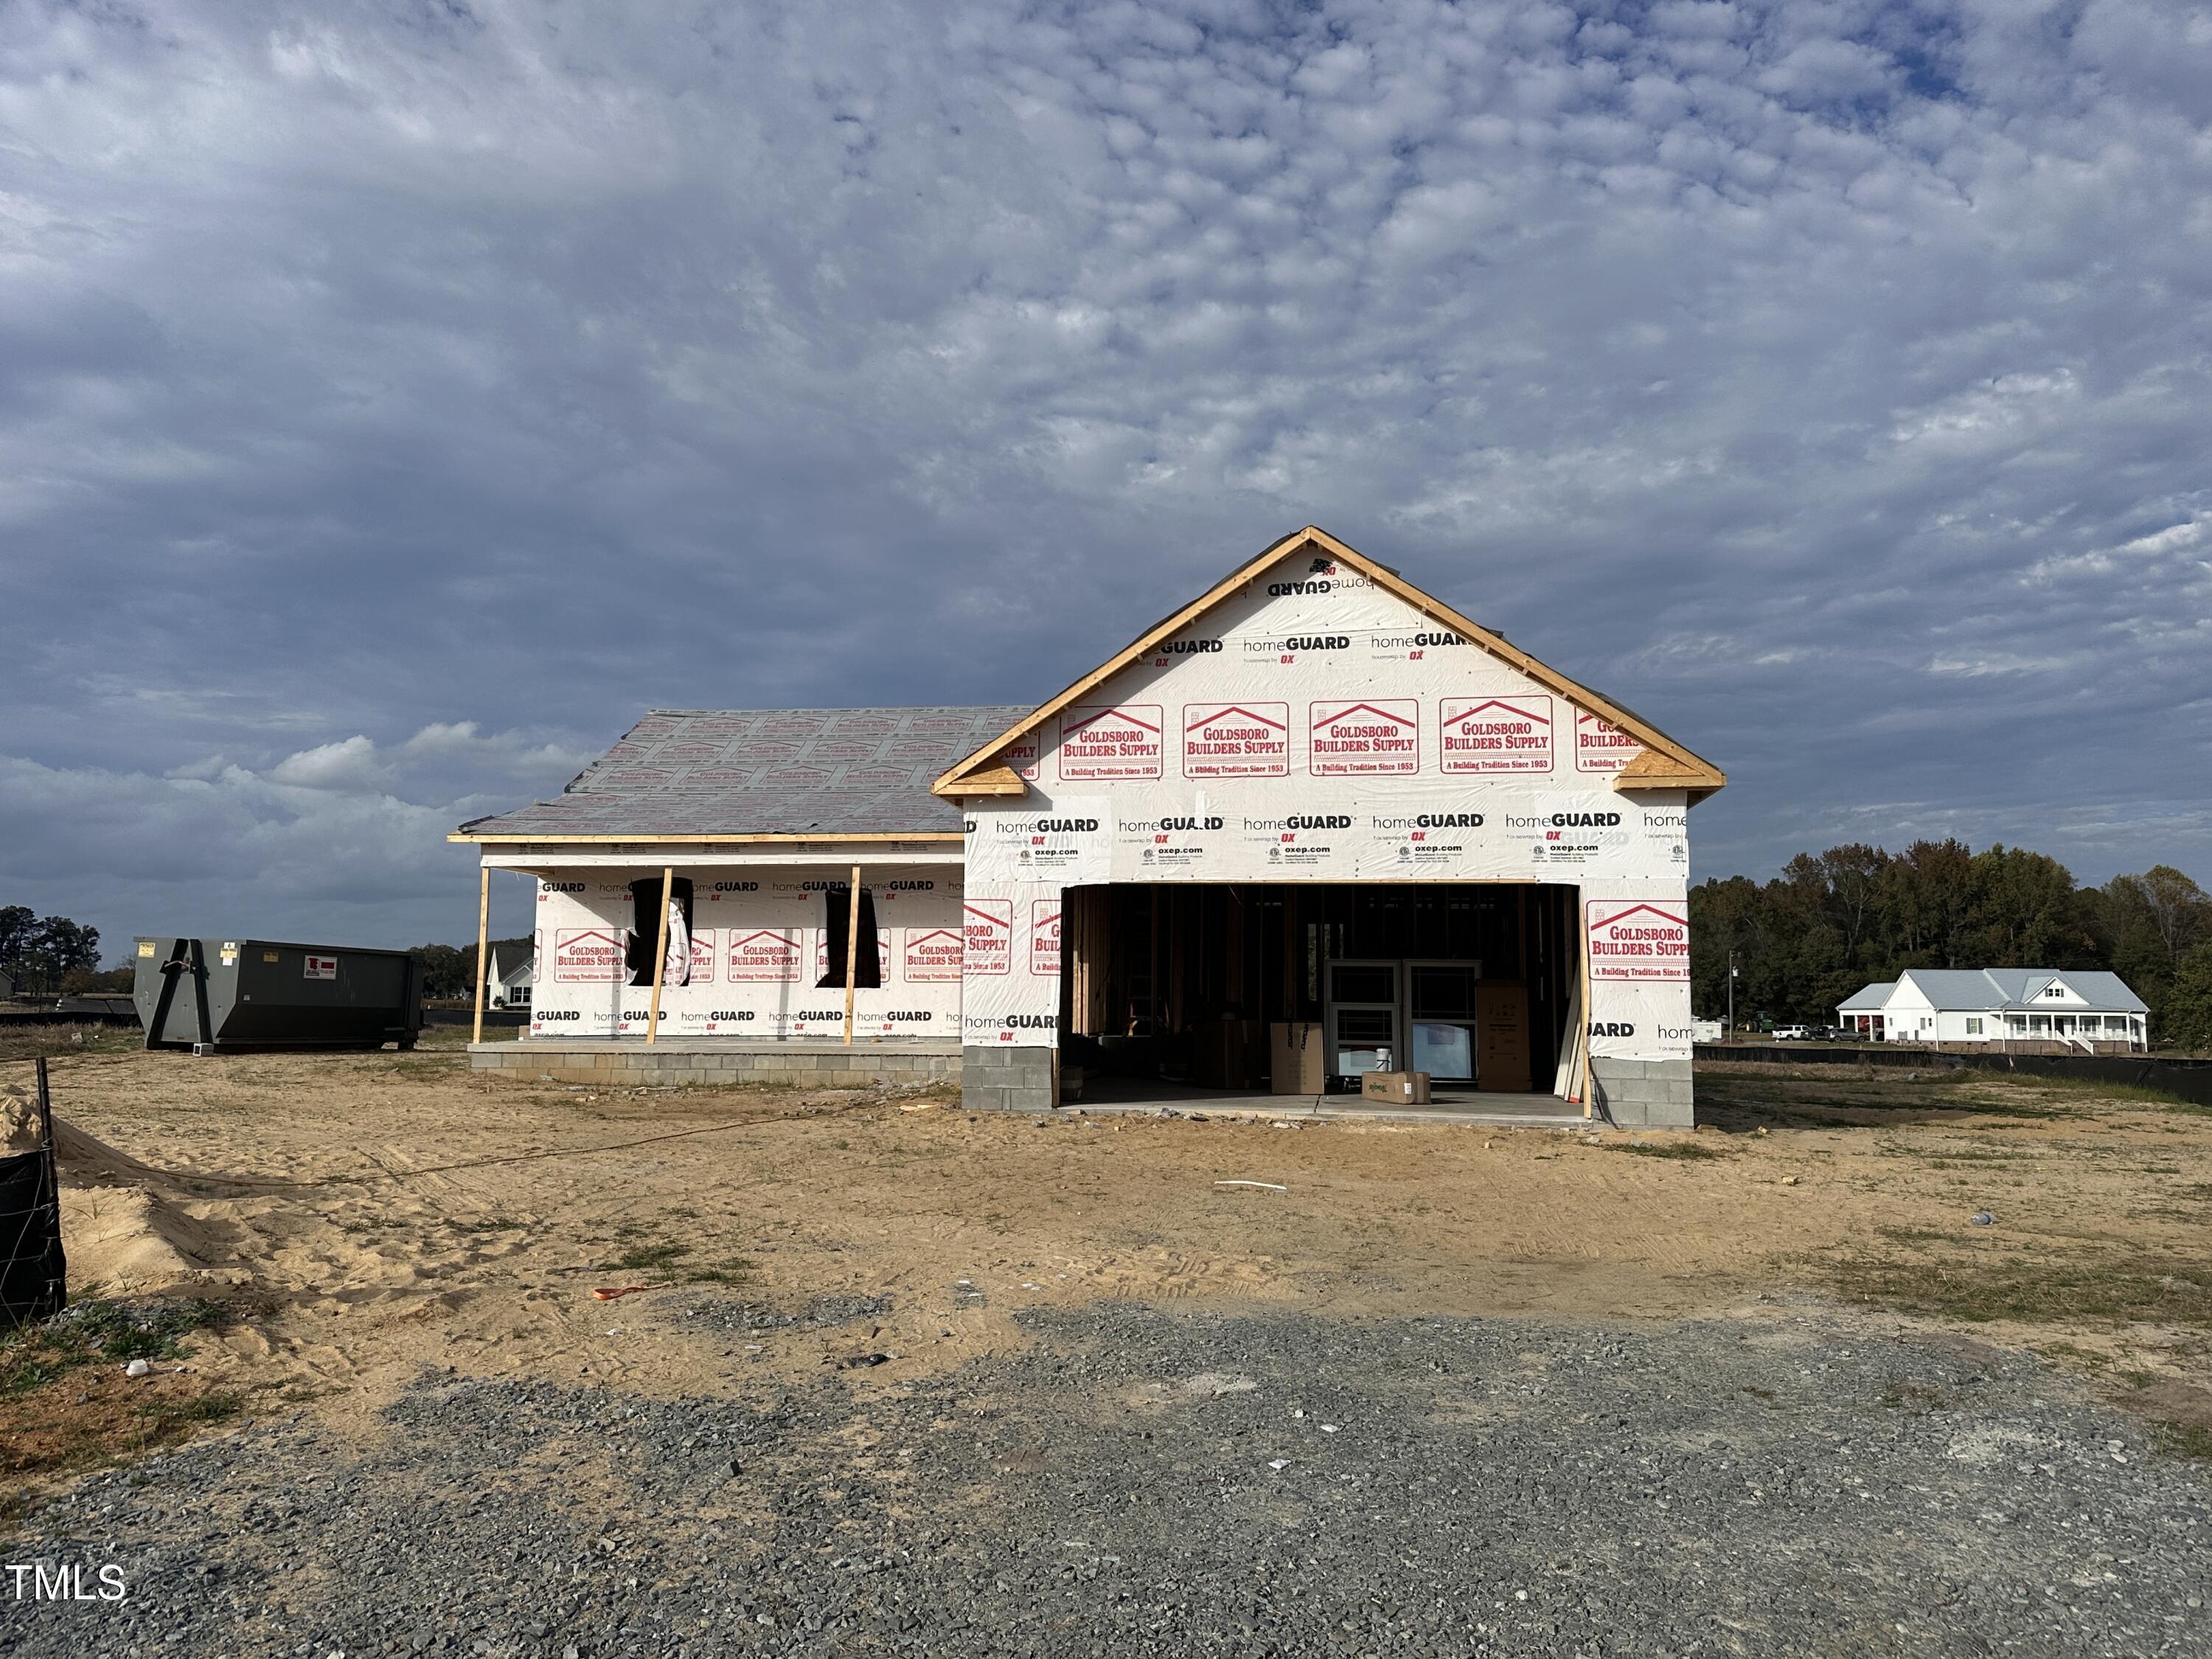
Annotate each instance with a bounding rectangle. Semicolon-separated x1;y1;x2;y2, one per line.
408;939;532;1001
0;907;108;995
1689;844;2212;1048
0;910;532;1004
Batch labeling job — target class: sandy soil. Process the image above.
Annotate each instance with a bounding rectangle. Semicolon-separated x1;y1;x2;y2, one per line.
24;1046;2212;1447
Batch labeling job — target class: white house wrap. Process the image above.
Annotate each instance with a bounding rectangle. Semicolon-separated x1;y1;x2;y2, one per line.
456;528;1724;1124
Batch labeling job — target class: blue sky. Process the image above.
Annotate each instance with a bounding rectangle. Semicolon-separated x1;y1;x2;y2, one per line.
2;0;2208;956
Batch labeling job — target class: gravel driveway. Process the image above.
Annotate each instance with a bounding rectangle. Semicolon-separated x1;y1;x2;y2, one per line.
7;1302;2208;1657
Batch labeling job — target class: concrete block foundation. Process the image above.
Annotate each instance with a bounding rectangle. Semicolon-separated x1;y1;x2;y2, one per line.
1591;1057;1695;1128
468;1038;961;1090
960;1045;1057;1113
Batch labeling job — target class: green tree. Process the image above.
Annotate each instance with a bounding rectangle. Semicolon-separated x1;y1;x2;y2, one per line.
2162;944;2212;1052
1962;845;2096;967
1688;875;1763;1022
1;912;102;995
60;966;135;994
0;905;35;977
410;938;532;1001
408;943;468;1000
2107;866;2211;965
1874;838;1975;968
1814;843;1885;964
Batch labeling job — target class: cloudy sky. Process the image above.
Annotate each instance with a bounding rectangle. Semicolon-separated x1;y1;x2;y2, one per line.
3;0;2208;958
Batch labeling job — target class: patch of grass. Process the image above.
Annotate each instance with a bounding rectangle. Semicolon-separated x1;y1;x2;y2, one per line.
0;1026;144;1062
137;1389;245;1435
411;1022;521;1049
611;1241;689;1271
2005;1074;2198;1110
448;1217;521;1234
0;1298;223;1397
682;1257;758;1287
1830;1248;2212;1330
0;1298;244;1511
2154;1420;2212;1460
1611;1140;1728;1161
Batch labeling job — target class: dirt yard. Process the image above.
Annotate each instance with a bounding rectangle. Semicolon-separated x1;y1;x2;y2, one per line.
7;1043;2212;1655
10;1043;2212;1460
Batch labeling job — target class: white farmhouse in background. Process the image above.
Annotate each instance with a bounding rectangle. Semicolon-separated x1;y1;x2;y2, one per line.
1837;969;2146;1051
487;947;534;1009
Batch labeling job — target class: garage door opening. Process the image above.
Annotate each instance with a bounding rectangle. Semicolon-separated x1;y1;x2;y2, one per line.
1057;883;1582;1114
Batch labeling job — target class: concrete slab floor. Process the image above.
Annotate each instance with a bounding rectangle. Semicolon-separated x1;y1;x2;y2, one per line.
1067;1072;1591;1129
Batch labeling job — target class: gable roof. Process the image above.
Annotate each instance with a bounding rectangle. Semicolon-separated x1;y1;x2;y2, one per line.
932;526;1726;800
1878;969;2147;1014
1836;982;1894;1012
453;706;1030;843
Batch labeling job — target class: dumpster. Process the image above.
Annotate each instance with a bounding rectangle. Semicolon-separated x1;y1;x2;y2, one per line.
133;937;424;1052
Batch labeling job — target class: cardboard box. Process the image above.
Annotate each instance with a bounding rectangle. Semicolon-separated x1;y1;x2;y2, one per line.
1475;979;1531;1093
1360;1071;1432;1105
1269;1021;1325;1095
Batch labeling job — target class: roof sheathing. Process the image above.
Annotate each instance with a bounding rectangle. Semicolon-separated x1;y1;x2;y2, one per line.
453;706;1031;843
931;526;1726;800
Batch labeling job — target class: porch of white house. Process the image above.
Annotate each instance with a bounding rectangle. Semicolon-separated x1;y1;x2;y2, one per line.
462;841;969;1088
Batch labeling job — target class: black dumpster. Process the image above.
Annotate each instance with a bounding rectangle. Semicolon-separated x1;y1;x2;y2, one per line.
134;937;424;1052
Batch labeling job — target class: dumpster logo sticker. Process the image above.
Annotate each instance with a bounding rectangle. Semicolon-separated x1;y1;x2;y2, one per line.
136;941;155;957
1573;709;1642;773
552;930;626;983
903;928;964;982
963;900;1012;976
1183;703;1289;778
303;955;338;980
1030;902;1060;977
1308;700;1419;775
815;935;894;981
1059;705;1162;779
1586;902;1690;982
726;929;803;982
1441;697;1553;773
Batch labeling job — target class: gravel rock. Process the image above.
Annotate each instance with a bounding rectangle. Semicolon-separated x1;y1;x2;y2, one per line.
10;1305;2210;1656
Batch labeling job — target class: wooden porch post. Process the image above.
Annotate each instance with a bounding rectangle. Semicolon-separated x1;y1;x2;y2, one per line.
1578;891;1593;1119
842;864;863;1045
470;863;490;1045
646;866;673;1045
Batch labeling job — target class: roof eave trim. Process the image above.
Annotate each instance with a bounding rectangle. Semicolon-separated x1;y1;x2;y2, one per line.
448;831;968;846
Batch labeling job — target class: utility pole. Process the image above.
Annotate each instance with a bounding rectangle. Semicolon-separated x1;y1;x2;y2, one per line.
1727;950;1738;1045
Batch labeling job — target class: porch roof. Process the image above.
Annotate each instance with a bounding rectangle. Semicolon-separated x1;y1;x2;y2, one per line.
456;706;1031;841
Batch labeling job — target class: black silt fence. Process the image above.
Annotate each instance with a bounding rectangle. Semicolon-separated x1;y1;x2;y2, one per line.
1697;1044;2212;1110
1;1057;67;1325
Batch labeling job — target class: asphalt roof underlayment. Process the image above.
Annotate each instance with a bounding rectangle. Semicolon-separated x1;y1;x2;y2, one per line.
459;706;1032;839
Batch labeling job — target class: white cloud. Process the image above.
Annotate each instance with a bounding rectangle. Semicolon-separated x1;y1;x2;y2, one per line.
0;0;2208;938
268;734;391;793
0;719;583;954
